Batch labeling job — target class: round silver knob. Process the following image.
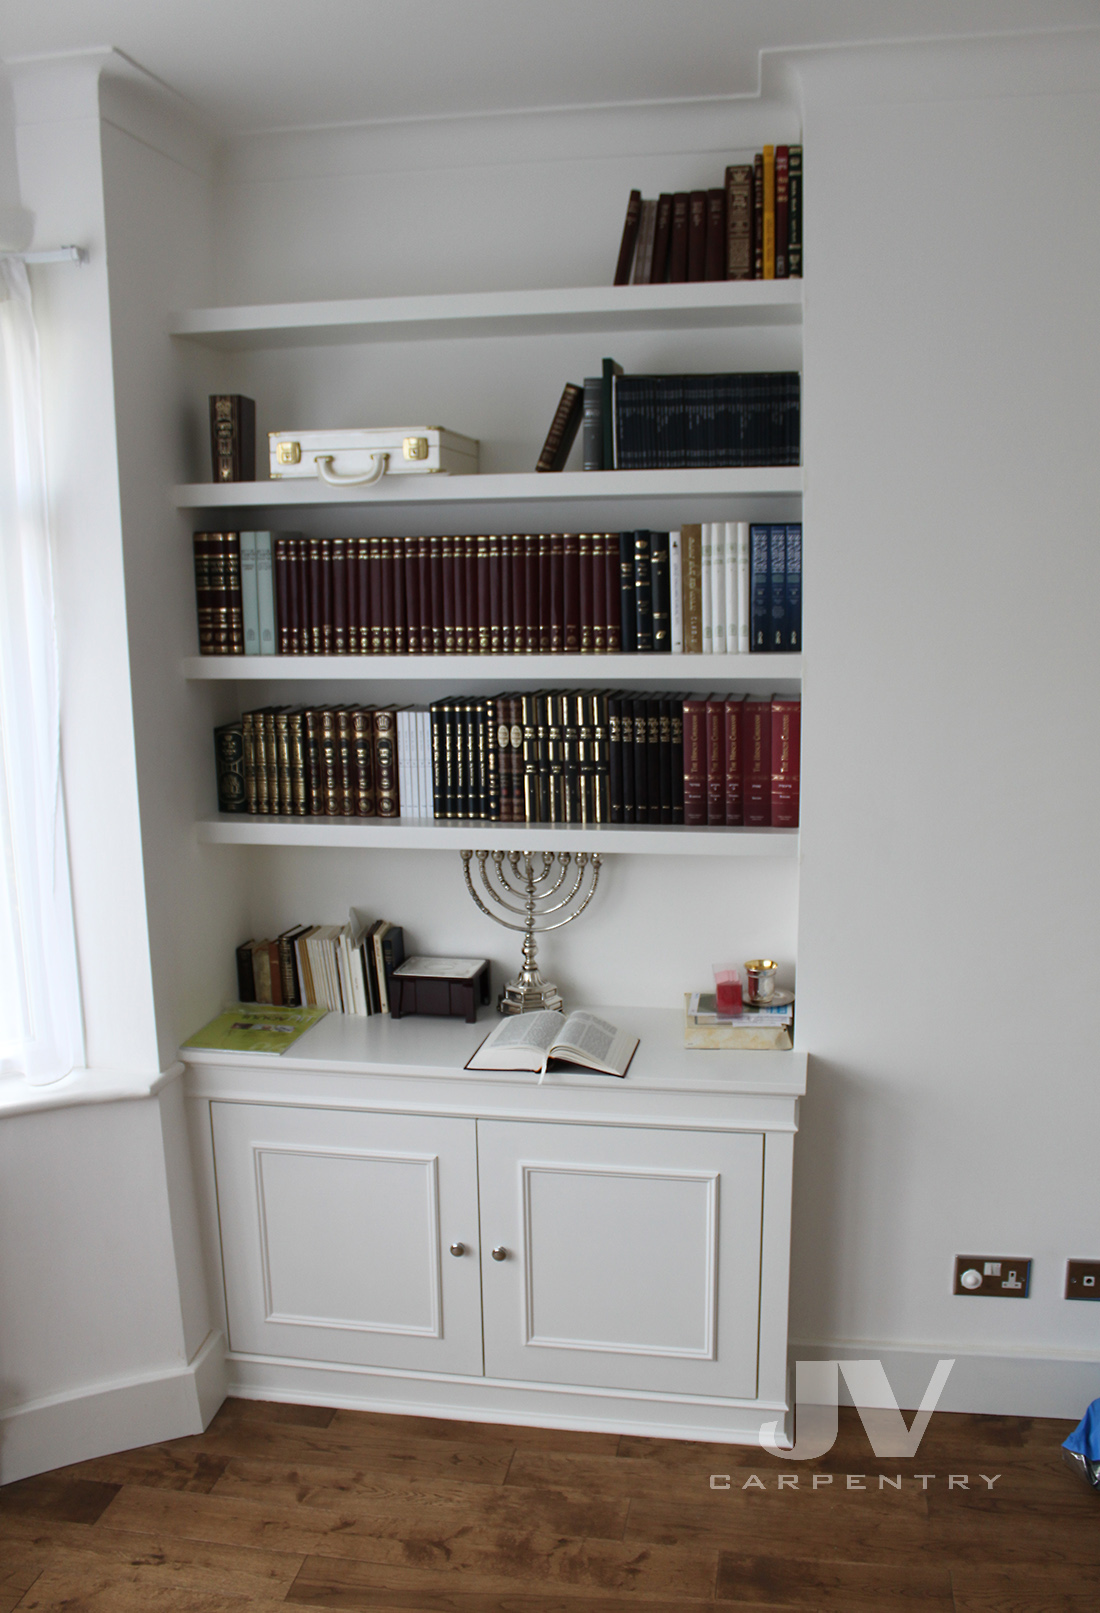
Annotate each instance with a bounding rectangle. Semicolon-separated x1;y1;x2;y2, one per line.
491;1246;508;1261
449;1242;466;1257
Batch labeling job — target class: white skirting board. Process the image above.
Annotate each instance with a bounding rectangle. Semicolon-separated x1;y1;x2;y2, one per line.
226;1353;792;1447
0;1330;228;1485
789;1340;1100;1422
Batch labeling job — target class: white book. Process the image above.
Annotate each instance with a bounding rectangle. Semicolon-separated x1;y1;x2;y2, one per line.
669;529;683;653
735;522;750;653
239;531;259;654
467;1009;638;1080
724;521;738;655
396;711;412;820
420;711;432;819
711;522;727;654
700;523;713;653
255;531;276;655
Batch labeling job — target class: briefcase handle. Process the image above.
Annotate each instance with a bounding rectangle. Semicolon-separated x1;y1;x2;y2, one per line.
315;452;389;487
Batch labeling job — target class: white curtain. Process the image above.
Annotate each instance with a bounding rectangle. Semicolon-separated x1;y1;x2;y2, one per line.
0;257;83;1083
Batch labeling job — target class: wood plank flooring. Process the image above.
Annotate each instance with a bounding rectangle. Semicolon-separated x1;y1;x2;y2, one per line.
1;1398;1097;1611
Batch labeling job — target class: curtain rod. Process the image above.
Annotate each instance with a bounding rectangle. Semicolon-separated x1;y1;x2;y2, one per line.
1;247;88;266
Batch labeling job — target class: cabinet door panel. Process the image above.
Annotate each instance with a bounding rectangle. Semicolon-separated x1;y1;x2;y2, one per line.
478;1120;762;1398
212;1103;483;1374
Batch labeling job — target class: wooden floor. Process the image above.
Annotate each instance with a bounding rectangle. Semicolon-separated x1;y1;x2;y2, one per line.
0;1398;1097;1611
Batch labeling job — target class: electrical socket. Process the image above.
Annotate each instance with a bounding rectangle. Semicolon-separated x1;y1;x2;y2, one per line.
1065;1260;1100;1300
953;1256;1031;1298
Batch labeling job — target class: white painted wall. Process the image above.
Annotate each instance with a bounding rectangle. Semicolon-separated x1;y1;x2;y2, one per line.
790;33;1100;1408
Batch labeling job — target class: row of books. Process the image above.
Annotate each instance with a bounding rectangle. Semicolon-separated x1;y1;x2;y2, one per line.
214;694;800;828
194;524;800;657
614;148;803;285
236;910;405;1013
542;363;800;474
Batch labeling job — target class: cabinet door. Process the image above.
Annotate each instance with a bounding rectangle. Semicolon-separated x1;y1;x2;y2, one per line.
212;1103;483;1375
478;1120;763;1399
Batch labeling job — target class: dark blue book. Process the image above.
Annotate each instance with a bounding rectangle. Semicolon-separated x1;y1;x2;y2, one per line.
785;524;802;651
618;532;637;651
633;532;653;653
649;531;671;652
749;524;770;650
768;525;788;650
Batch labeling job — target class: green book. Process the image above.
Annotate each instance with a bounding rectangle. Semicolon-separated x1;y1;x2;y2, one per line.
182;1002;327;1055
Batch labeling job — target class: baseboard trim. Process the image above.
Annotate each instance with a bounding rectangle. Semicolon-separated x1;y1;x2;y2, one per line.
0;1329;228;1484
788;1339;1100;1420
225;1352;787;1444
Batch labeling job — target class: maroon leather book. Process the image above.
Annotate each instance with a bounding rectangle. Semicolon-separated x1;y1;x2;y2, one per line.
649;193;673;283
510;693;525;820
428;534;443;654
494;695;512;822
487;534;502;654
511;534;526;653
775;146;790;278
770;698;800;827
308;537;324;654
705;188;726;281
687;190;707;281
331;536;348;655
548;532;564;654
591;533;607;653
668;193;689;282
274;536;291;654
404;535;420;655
392;535;407;655
613;189;642;285
706;697;725;824
525;535;539;655
441;533;456;654
452;534;467;655
465;533;479;654
562;531;580;653
289;536;306;655
538;534;552;653
753;153;764;278
682;697;706;826
476;533;491;654
742;698;772;825
499;534;513;655
355;536;370;653
604;536;621;652
725;164;754;280
379;536;396;655
320;537;333;653
368;535;384;654
417;535;432;654
578;533;594;653
725;696;746;825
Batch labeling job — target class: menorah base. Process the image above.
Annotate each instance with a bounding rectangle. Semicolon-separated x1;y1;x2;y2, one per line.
498;972;563;1016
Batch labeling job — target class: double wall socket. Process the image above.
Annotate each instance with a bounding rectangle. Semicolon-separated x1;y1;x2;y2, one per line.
1065;1260;1100;1300
954;1256;1031;1297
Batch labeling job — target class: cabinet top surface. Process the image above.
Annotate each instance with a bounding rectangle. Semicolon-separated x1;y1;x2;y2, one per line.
181;1004;807;1100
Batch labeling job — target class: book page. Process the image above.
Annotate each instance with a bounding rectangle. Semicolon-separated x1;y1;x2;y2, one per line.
481;1010;565;1053
553;1011;621;1064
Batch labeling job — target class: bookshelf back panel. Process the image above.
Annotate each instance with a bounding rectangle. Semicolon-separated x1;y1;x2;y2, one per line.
231;843;799;1014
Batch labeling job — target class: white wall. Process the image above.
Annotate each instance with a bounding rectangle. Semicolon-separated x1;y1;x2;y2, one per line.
791;32;1100;1410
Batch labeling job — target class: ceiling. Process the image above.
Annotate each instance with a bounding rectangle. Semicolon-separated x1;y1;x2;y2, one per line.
1;0;1096;134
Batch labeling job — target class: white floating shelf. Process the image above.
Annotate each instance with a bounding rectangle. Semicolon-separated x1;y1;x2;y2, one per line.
197;819;798;856
169;281;803;350
171;468;803;510
182;652;802;682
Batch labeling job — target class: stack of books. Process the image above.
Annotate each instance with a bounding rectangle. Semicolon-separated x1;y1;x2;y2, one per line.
235;912;405;1015
214;694;801;828
684;990;794;1050
193;524;800;658
613;148;802;285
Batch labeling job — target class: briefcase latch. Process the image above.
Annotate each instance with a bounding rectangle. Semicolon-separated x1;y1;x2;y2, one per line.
403;436;429;461
275;440;301;465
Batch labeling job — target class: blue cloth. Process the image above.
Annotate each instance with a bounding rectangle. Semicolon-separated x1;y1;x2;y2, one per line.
1064;1398;1100;1459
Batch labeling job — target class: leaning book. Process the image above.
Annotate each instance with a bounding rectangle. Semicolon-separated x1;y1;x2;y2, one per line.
467;1009;638;1078
182;1003;327;1055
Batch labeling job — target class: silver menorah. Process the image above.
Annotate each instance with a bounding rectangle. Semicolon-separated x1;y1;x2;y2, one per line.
459;849;602;1014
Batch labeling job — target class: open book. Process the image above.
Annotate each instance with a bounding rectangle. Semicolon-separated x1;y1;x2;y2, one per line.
467;1009;638;1079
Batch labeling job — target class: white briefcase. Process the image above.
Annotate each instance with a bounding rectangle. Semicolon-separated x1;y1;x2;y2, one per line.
269;426;478;486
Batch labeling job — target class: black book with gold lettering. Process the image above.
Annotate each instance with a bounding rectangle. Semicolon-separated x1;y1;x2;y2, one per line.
209;394;256;482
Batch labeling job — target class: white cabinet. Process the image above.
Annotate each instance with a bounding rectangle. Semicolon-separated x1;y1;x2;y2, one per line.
478;1119;763;1398
211;1104;484;1375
